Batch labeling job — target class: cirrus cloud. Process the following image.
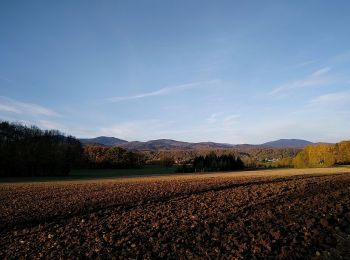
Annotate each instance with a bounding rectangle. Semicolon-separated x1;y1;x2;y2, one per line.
0;96;61;117
106;79;221;102
269;67;334;96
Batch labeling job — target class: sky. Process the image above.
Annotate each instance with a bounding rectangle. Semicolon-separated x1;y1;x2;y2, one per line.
1;0;350;144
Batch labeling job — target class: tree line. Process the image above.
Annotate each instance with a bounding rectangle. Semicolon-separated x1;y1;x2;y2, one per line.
141;147;300;168
177;152;244;173
83;145;144;169
0;121;82;177
293;141;350;168
2;120;349;177
0;121;145;177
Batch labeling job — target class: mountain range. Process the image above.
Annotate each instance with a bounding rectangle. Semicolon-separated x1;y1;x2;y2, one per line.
80;136;128;146
80;137;314;150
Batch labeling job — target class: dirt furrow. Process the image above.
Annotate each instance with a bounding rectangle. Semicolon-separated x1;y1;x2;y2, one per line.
1;173;349;259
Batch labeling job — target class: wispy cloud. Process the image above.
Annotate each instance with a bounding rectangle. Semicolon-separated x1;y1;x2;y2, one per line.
106;79;220;102
310;67;331;77
269;67;333;95
36;120;65;130
0;96;61;117
0;103;21;113
309;91;350;106
223;114;240;125
206;113;240;125
293;60;316;68
206;113;220;123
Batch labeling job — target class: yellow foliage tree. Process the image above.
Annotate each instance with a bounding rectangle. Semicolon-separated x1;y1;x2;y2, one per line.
293;144;337;168
334;141;350;165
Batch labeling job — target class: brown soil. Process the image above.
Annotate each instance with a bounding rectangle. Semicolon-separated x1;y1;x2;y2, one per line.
1;168;350;259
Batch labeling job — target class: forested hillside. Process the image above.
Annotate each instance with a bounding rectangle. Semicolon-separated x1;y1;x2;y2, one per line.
0;121;82;177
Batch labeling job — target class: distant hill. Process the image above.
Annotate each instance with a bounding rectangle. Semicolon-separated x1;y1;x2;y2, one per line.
79;136;128;146
119;139;234;151
261;139;313;148
79;137;234;150
79;137;314;150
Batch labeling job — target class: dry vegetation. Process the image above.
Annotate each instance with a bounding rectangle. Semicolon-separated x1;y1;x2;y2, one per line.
1;168;350;259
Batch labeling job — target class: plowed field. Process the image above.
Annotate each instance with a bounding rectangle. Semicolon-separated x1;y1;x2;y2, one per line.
1;168;350;259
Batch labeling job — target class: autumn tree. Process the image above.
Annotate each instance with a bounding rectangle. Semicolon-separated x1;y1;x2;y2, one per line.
334;141;350;165
83;145;144;169
293;143;341;168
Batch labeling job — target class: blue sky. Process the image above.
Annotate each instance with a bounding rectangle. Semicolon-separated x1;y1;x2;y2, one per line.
1;0;350;143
